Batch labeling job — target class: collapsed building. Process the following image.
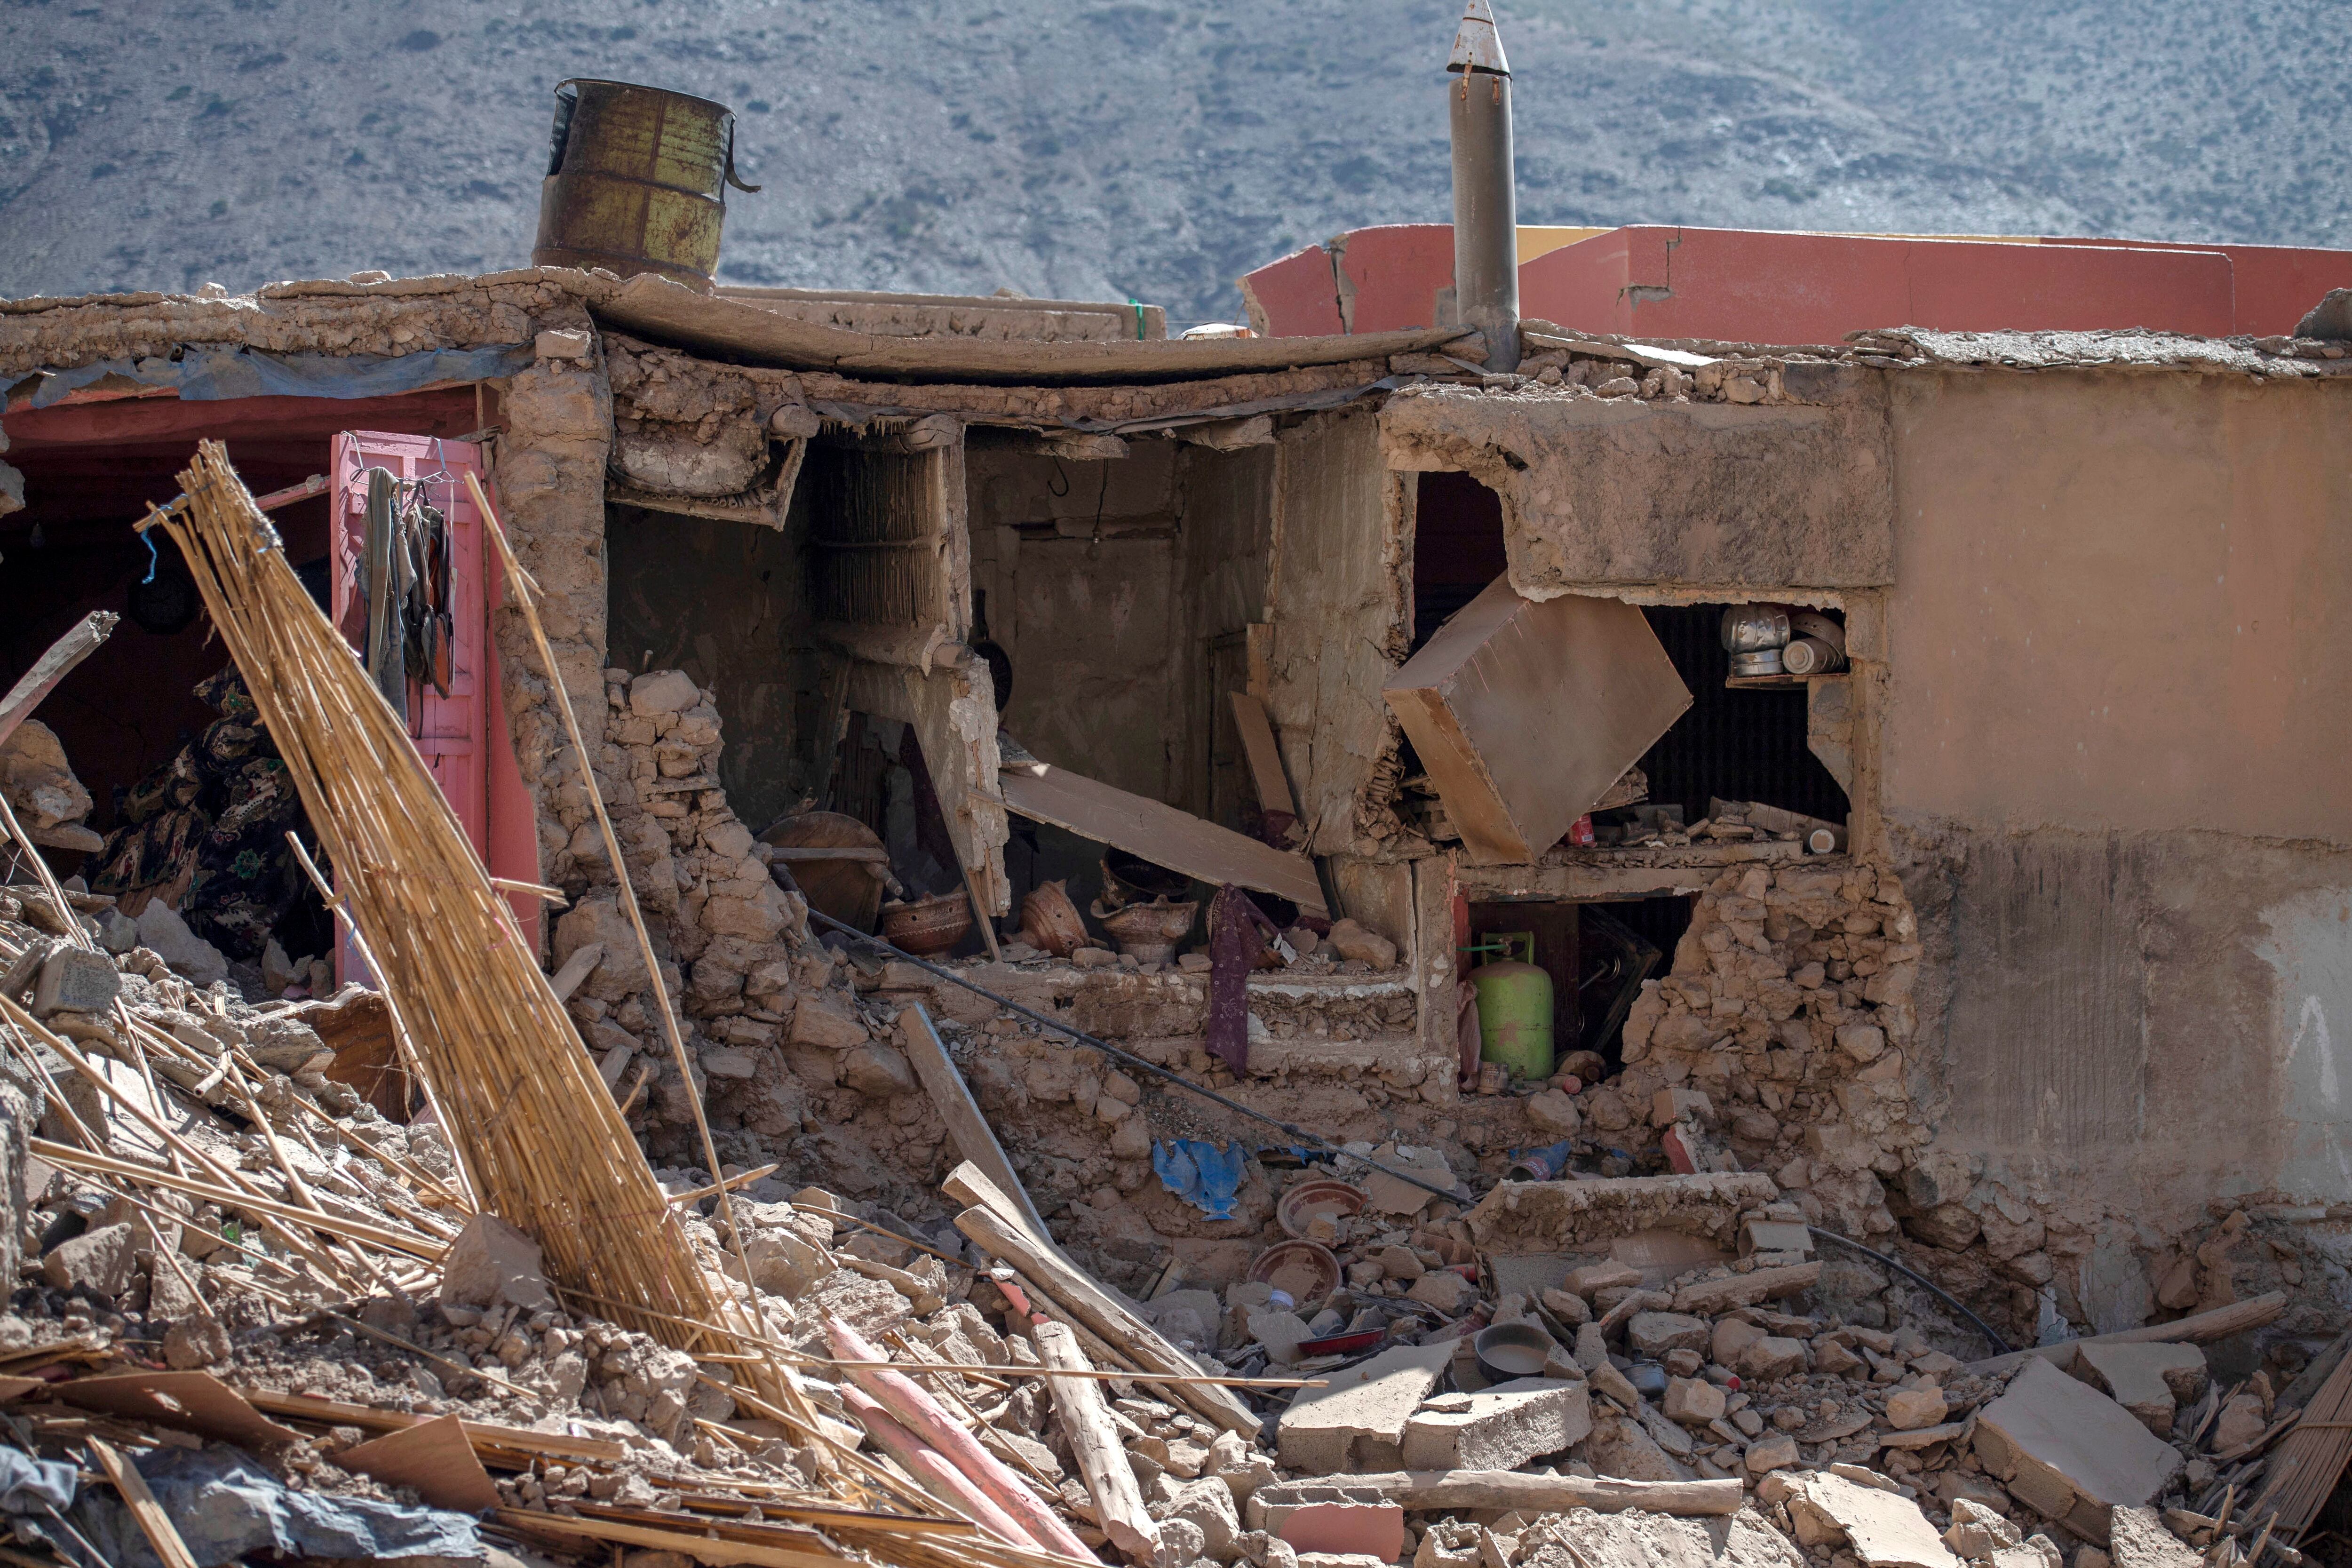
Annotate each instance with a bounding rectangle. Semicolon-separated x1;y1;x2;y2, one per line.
0;25;2347;1568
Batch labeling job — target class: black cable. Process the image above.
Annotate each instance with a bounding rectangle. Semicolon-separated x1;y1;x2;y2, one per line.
1807;1226;2011;1355
803;907;1463;1202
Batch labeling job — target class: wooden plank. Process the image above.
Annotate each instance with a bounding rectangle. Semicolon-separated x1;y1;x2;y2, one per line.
0;611;117;752
1968;1292;2290;1377
87;1438;199;1568
58;1371;302;1449
1383;579;1690;866
238;1387;629;1463
337;1413;501;1512
596;271;1472;386
1227;692;1296;817
898;1007;1055;1247
947;1171;1260;1438
1036;1321;1160;1564
494;1508;846;1568
999;759;1326;917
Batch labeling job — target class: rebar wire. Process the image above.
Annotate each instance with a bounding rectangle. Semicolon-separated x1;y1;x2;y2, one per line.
802;909;1464;1202
1806;1226;2011;1354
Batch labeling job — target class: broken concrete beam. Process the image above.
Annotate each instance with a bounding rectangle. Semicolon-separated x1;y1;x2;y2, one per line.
1382;580;1690;866
1671;1262;1821;1315
1304;1471;1744;1517
1276;1340;1453;1474
1972;1357;2184;1543
1399;1377;1590;1472
1464;1172;1777;1255
1245;1480;1403;1542
1786;1469;1961;1568
2076;1343;2206;1437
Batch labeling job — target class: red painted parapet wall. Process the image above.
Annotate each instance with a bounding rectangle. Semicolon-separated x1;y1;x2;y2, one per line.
1240;223;2352;343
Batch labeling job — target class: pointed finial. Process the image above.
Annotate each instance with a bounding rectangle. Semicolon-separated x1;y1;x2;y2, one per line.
1447;0;1510;75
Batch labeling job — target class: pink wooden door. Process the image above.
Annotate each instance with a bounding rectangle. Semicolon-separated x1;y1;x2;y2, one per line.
329;433;539;978
331;432;490;843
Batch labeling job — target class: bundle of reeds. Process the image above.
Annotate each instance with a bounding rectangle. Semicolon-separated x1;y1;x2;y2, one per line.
143;443;771;1384
2250;1343;2352;1543
144;446;1111;1565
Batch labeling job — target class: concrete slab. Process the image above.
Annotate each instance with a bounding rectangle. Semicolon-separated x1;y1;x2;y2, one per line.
1401;1377;1591;1471
2077;1343;2206;1437
1277;1340;1454;1474
2106;1506;2200;1568
1787;1471;1961;1568
1973;1357;2184;1544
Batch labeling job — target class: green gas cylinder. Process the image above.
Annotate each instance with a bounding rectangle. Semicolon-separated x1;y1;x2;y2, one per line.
1469;932;1554;1081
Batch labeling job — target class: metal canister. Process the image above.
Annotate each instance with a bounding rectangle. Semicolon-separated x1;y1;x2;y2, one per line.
1780;636;1845;675
532;80;760;291
1469;932;1554;1081
1720;604;1792;653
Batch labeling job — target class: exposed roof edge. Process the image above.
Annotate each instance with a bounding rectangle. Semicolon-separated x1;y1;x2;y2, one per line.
592;272;1476;385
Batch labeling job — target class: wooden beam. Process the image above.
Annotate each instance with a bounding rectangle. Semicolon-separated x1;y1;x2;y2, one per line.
1968;1292;2289;1377
898;1006;1054;1249
999;756;1326;917
0;611;117;752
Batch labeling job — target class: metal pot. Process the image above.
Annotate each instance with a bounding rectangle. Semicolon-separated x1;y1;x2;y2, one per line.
1720;605;1792;653
1729;648;1785;677
1780;636;1845;675
1473;1321;1556;1382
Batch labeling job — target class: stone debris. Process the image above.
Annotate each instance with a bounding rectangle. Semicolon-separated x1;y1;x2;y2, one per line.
1972;1358;2185;1542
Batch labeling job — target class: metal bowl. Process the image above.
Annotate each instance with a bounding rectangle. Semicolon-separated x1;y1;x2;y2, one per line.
1729;649;1785;677
1472;1321;1555;1382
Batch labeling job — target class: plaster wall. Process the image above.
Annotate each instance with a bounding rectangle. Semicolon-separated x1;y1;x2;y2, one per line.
1883;370;2352;1226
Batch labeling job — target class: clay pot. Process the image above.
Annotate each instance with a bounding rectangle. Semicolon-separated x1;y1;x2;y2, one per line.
881;891;971;957
1018;880;1089;957
1091;897;1197;966
1247;1239;1341;1309
1099;849;1191;911
1276;1179;1367;1241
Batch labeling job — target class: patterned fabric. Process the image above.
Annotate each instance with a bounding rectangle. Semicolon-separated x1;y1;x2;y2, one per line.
1205;884;1278;1075
92;665;316;959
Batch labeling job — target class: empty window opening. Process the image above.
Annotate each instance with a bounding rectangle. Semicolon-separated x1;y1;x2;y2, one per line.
1611;603;1851;837
1412;470;1508;651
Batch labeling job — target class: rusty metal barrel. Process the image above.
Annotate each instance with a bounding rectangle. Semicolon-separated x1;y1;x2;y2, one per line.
531;79;759;292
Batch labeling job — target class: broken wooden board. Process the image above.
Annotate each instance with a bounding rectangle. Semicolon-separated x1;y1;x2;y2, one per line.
0;611;117;753
56;1371;303;1449
1229;692;1297;818
999;756;1327;917
338;1414;501;1512
1383;579;1690;866
596;271;1473;386
899;1005;1058;1251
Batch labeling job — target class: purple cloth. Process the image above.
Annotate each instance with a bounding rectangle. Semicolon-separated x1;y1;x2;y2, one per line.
1206;884;1278;1074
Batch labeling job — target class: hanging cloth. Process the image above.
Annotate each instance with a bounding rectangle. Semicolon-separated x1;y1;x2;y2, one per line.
361;467;407;724
1205;883;1278;1075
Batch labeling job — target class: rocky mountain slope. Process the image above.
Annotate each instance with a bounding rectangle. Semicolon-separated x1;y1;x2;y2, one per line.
1;0;2344;325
